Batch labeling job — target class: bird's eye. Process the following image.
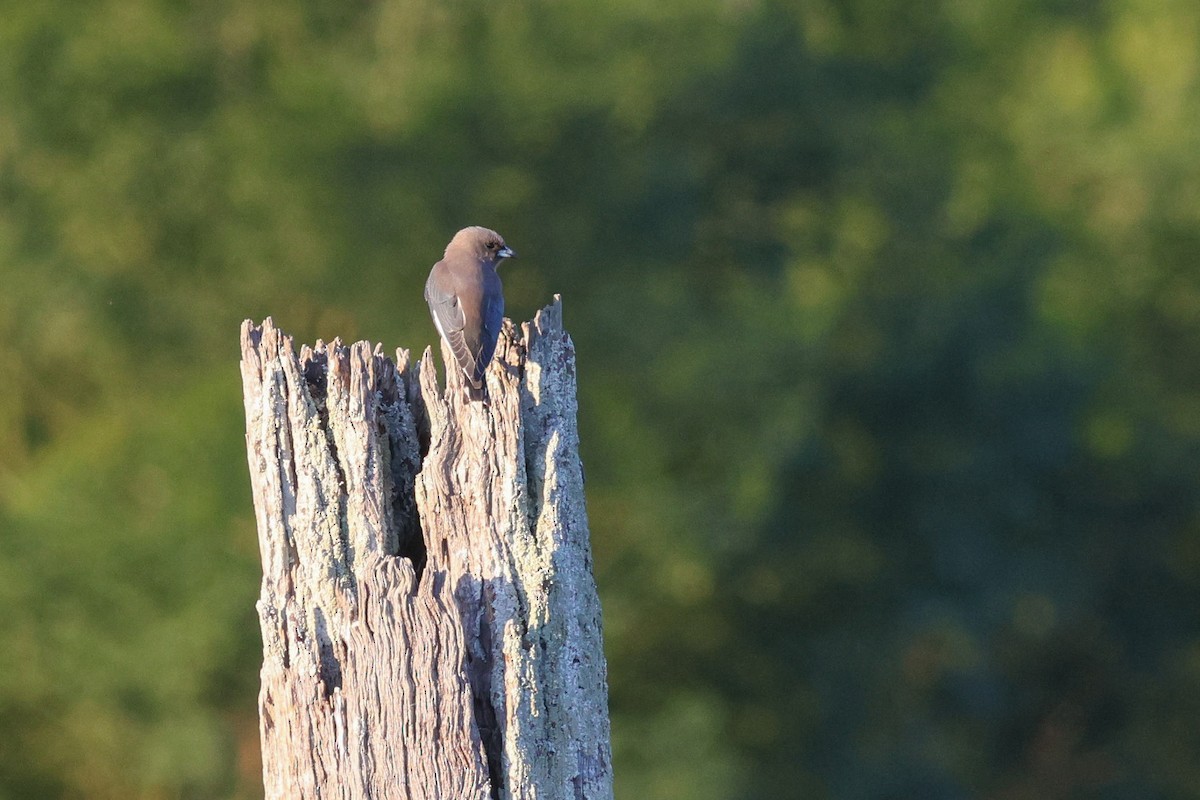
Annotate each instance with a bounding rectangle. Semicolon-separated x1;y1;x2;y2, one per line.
487;241;497;249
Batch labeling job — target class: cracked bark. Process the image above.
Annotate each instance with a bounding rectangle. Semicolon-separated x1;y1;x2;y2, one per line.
240;297;612;800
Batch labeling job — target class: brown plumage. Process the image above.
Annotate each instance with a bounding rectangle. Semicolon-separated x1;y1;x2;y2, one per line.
424;226;515;401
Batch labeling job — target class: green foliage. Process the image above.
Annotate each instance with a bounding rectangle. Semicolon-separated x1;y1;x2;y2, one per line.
2;0;1199;797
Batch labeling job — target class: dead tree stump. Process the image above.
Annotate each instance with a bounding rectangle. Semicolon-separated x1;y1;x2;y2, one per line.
239;297;612;800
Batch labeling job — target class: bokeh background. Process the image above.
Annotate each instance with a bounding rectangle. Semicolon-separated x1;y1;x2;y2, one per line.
3;0;1200;797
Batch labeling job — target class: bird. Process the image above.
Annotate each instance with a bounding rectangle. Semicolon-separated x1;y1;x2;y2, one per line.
424;226;516;402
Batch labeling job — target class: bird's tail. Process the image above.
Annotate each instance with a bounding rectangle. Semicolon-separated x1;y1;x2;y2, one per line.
466;380;488;403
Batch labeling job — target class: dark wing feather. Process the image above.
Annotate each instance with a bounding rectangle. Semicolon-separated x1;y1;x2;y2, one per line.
472;268;505;385
425;259;484;386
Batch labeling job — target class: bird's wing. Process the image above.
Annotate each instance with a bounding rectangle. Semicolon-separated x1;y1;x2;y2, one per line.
472;270;505;385
425;261;483;385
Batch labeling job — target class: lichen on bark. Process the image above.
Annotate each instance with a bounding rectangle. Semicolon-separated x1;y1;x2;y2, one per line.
240;297;612;800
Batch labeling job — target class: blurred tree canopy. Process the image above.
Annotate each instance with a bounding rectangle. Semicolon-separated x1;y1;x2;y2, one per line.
2;0;1199;797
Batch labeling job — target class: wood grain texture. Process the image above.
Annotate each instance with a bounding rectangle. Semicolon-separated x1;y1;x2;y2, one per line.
240;297;612;800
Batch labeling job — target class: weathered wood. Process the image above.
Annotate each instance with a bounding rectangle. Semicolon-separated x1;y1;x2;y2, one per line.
240;296;612;800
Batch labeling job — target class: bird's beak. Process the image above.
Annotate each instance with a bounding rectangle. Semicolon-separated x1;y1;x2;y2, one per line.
497;245;516;260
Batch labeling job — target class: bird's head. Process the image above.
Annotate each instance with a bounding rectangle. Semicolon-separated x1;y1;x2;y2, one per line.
447;226;516;264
